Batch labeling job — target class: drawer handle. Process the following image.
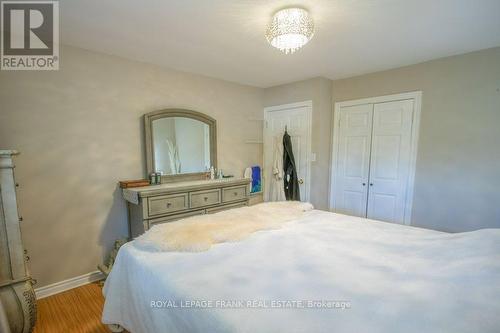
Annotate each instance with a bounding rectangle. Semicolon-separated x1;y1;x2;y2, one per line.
166;202;172;208
233;192;238;196
204;197;208;201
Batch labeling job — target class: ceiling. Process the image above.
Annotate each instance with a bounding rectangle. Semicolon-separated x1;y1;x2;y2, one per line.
62;0;500;88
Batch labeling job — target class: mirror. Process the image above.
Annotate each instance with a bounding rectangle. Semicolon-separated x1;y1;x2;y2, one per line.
144;109;217;180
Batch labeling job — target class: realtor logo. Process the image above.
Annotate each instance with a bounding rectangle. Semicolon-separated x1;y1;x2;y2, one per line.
1;0;59;70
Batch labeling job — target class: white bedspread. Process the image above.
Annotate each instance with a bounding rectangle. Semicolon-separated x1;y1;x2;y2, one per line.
102;210;500;333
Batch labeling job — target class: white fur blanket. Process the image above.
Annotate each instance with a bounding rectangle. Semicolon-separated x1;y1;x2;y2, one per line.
135;201;314;252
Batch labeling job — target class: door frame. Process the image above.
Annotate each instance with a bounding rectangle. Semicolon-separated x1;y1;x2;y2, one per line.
263;100;313;202
329;91;422;225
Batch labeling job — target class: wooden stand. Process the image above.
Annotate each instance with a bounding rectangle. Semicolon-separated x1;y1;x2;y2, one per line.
0;151;36;333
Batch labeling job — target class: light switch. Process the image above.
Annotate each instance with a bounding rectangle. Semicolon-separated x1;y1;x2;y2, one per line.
311;153;317;162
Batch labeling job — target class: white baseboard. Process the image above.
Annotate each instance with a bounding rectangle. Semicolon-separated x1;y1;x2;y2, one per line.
35;271;105;299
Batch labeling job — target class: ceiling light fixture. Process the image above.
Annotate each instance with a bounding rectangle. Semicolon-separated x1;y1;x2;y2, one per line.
265;7;314;54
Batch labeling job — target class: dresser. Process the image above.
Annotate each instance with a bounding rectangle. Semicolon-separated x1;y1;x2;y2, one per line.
123;178;251;238
0;151;36;333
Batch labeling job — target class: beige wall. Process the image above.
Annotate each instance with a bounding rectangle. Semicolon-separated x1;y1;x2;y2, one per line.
331;47;500;232
263;77;333;210
0;45;263;288
1;43;499;288
263;47;500;233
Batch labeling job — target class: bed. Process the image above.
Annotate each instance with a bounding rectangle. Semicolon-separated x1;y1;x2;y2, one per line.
102;204;500;333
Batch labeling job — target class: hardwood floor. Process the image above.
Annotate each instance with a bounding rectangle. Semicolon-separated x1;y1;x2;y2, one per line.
33;282;123;333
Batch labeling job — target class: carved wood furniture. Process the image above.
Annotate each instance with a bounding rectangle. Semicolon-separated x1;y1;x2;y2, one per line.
123;178;251;238
120;108;252;238
0;151;36;333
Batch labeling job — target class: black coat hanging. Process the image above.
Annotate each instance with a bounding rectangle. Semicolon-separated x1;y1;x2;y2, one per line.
283;128;300;201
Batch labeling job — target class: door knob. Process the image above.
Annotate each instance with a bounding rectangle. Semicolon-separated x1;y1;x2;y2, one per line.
298;178;304;184
369;183;373;186
362;183;366;186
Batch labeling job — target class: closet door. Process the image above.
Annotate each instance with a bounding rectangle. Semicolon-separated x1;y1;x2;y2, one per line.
264;106;312;202
335;104;373;217
366;100;414;223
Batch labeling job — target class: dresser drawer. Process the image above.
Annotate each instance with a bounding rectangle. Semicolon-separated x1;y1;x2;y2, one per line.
148;193;189;217
222;185;247;203
206;201;247;214
147;210;205;229
190;189;221;208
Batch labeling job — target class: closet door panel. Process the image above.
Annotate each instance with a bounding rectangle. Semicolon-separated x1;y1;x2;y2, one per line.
335;104;373;217
367;99;414;223
264;107;311;202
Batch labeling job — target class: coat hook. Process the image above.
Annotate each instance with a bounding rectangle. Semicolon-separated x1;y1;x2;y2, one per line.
285;125;288;132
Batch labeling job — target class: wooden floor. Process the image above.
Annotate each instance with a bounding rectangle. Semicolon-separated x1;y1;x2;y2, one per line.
33;282;126;333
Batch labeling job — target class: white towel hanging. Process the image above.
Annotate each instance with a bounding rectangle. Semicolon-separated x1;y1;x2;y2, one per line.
269;136;286;201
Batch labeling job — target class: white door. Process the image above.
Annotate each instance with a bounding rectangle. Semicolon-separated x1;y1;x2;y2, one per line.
335;104;373;217
366;100;414;223
264;102;312;202
331;94;420;225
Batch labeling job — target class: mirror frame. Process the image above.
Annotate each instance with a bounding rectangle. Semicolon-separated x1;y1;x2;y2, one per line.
144;109;217;182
